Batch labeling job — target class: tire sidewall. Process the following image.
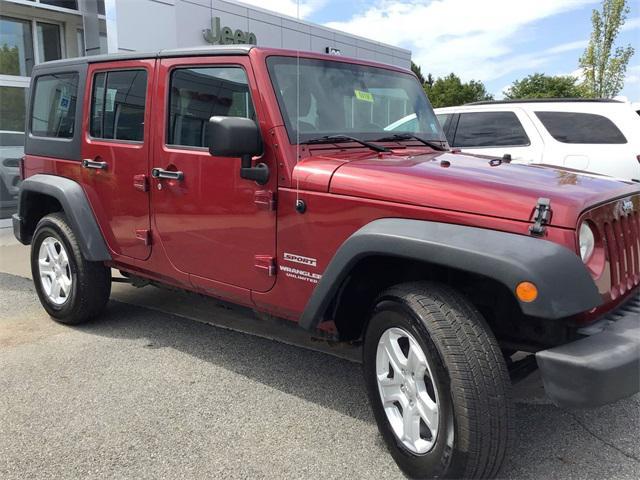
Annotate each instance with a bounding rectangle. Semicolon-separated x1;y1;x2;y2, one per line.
364;298;458;479
31;218;80;319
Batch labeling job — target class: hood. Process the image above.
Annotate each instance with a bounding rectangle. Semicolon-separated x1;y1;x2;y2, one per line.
294;150;640;228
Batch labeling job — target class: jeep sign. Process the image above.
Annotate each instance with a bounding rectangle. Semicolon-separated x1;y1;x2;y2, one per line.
203;17;257;45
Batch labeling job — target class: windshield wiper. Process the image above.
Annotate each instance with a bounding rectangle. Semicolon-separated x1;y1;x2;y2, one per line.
375;133;449;152
303;135;391;153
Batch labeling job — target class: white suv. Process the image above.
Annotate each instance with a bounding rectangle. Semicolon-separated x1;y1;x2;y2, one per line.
434;99;640;182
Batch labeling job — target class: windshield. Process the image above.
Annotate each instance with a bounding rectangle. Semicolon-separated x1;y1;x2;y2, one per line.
267;56;445;144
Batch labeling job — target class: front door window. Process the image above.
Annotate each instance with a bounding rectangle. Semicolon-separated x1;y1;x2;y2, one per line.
167;66;255;148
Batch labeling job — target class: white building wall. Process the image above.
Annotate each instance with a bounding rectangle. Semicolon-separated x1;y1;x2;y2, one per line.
108;0;411;68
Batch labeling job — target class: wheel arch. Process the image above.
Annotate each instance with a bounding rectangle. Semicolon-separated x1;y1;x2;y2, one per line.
329;255;520;343
14;174;111;262
299;219;602;338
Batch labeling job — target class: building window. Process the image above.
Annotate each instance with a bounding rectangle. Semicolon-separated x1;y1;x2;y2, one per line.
90;70;148;142
30;73;78;138
36;22;62;63
77;30;109;56
76;29;85;56
40;1;79;10
0;16;35;76
168;67;255;148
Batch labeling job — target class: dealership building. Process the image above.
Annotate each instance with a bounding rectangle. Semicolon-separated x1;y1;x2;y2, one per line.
0;0;411;133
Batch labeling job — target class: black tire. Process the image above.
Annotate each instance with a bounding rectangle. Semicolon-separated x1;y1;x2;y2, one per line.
31;212;111;324
363;282;513;479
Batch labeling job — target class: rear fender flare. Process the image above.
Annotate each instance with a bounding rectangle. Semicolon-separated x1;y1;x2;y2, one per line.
15;174;111;262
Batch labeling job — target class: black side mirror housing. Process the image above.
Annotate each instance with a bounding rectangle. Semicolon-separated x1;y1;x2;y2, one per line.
207;116;262;157
207;116;269;185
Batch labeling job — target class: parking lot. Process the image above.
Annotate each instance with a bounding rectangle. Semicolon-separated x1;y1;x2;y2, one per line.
1;227;639;479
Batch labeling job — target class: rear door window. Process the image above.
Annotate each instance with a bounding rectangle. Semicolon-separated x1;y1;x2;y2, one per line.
30;72;78;138
90;69;147;142
535;111;627;144
452;111;530;148
167;66;255;148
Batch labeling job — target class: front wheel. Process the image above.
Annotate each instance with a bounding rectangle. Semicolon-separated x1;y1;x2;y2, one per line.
363;282;513;479
31;212;111;324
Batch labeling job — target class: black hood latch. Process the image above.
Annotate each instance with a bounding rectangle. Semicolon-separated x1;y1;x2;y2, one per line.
529;198;551;236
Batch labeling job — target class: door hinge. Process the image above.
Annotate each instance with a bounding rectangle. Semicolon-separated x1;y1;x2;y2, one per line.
254;190;276;211
254;255;276;276
133;174;148;192
529;198;551;236
136;229;152;246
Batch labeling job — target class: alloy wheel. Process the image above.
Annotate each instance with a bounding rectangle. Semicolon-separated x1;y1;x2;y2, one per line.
38;236;72;306
375;327;440;454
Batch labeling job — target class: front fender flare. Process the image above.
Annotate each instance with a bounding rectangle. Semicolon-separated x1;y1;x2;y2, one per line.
14;174;111;262
299;219;601;330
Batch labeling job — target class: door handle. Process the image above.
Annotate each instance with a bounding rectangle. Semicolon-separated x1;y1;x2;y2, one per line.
82;159;108;170
151;168;184;181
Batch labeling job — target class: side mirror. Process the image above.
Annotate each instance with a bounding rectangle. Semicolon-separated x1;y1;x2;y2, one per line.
207;116;269;185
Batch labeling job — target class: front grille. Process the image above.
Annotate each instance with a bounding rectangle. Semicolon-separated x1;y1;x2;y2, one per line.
603;209;640;297
588;196;640;299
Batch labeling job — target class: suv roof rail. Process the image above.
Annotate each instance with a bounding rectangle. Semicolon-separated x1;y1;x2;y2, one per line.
31;45;255;69
466;98;623;106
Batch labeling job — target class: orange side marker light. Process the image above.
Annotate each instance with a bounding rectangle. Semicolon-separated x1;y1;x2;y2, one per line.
516;282;538;303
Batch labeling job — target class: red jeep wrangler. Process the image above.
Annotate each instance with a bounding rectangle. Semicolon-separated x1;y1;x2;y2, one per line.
13;46;640;478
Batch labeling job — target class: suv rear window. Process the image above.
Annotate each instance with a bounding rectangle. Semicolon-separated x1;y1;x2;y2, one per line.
30;73;78;138
90;69;147;142
535;111;627;144
452;111;529;148
167;67;255;148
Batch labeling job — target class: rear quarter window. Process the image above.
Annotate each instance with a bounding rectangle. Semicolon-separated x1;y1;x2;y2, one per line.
30;72;78;138
535;111;627;144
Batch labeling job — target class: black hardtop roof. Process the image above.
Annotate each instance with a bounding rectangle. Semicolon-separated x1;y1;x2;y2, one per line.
467;98;623;105
31;45;254;70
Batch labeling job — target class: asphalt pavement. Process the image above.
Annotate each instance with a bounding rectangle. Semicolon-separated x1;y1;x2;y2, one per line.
1;232;639;479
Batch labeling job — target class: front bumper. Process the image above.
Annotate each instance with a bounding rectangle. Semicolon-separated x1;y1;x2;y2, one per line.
536;290;640;408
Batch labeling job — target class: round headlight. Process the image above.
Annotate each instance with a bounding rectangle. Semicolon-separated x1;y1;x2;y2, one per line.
579;222;595;263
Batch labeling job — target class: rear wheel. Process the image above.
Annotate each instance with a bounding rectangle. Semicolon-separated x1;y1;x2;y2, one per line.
31;212;111;324
363;282;513;479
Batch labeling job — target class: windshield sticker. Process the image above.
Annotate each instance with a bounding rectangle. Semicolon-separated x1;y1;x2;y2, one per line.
354;90;374;102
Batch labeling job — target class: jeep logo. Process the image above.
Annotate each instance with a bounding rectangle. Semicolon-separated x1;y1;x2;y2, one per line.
203;17;257;45
621;200;634;214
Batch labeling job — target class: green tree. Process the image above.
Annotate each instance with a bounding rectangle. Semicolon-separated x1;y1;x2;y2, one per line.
425;73;434;88
579;0;635;97
0;44;20;76
411;61;426;85
504;73;588;99
424;73;493;108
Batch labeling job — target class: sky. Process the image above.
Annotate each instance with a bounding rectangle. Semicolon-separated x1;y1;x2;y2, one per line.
239;0;640;100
